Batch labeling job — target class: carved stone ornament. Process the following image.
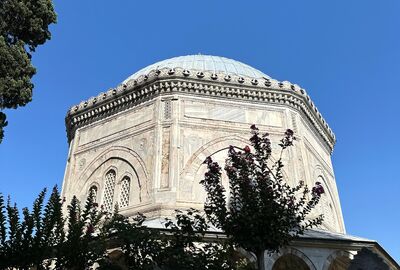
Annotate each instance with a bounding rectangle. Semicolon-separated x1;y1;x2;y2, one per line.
65;56;336;153
78;158;86;170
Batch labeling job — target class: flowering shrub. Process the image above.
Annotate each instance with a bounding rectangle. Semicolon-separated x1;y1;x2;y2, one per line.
0;187;250;269
201;125;324;270
0;126;325;270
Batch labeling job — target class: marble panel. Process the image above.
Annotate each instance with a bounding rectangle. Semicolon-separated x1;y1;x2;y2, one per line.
183;101;283;127
78;104;154;146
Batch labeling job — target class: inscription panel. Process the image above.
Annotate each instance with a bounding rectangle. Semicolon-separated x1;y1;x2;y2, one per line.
183;101;283;127
161;128;170;189
79;104;154;146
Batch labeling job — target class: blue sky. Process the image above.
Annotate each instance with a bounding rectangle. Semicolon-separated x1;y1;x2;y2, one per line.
0;0;399;262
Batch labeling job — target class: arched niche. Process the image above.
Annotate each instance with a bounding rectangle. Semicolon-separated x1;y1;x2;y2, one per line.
178;134;290;204
311;165;342;232
273;254;310;270
179;135;248;203
118;174;132;209
87;181;100;203
265;247;316;270
322;250;353;270
71;146;150;207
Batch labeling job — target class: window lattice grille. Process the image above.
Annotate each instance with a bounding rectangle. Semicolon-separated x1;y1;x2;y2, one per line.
103;170;116;212
119;177;131;208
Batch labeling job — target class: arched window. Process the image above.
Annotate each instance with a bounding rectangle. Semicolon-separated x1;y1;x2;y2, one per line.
272;254;310;270
89;185;98;203
103;169;116;212
119;176;131;208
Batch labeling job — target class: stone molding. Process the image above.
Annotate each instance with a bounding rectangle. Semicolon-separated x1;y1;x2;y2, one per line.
74;146;151;204
322;250;353;270
264;247;317;270
65;67;336;152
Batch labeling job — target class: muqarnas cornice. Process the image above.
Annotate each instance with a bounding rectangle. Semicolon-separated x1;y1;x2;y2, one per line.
65;67;336;152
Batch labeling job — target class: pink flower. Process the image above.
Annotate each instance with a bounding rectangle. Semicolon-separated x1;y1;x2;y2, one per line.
312;182;325;196
244;145;251;153
250;124;258;130
285;129;294;136
203;156;212;164
87;224;94;234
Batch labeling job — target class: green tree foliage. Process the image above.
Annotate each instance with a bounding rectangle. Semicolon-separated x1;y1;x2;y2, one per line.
101;208;249;270
0;0;57;142
201;126;325;270
41;187;65;268
0;187;105;269
0;188;250;270
56;191;105;270
0;128;323;269
100;210;162;269
0;189;49;269
159;209;239;270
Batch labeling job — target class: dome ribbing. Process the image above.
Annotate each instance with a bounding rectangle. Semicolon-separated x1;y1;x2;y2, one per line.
123;55;270;83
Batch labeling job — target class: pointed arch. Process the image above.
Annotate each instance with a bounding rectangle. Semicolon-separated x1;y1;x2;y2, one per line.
322;250;353;270
88;184;99;203
103;169;116;212
73;146;150;205
119;175;131;208
180;134;249;177
312;164;344;232
265;247;316;270
178;134;289;202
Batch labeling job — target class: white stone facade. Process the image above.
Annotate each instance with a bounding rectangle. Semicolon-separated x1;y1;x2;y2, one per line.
61;55;398;269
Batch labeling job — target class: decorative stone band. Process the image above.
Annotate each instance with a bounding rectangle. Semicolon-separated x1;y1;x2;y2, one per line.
65;67;336;152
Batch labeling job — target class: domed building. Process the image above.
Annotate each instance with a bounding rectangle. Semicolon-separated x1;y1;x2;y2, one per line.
62;55;398;269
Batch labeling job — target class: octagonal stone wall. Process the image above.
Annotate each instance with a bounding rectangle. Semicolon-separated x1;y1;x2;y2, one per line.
62;88;345;233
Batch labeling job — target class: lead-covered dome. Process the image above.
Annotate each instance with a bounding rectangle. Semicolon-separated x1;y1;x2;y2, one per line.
123;55;270;83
